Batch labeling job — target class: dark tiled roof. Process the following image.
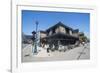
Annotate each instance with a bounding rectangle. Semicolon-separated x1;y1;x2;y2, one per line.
40;30;47;33
46;22;73;32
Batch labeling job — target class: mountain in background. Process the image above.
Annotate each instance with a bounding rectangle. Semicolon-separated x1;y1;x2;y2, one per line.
22;32;33;44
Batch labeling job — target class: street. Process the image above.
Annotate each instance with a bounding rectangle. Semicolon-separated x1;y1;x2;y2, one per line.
22;43;90;62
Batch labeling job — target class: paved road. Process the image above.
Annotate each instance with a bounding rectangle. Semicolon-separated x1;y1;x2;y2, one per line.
22;43;90;62
22;44;30;49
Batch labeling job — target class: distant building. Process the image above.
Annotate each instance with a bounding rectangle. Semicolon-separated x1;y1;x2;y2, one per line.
79;32;89;43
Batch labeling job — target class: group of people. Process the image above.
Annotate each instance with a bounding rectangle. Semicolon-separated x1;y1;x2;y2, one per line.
39;40;88;53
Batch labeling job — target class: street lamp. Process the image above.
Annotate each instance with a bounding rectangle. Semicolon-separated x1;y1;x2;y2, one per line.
34;21;38;53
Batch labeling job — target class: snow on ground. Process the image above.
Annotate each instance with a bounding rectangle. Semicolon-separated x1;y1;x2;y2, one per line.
22;43;90;62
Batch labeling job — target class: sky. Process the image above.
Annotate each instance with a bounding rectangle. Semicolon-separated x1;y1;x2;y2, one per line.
22;10;90;38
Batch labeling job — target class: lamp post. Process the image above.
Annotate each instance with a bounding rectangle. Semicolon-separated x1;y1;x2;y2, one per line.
34;21;38;53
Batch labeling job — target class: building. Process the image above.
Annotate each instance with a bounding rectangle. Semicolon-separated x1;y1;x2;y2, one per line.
79;32;89;43
32;22;80;49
